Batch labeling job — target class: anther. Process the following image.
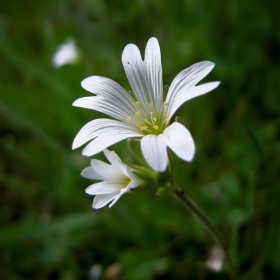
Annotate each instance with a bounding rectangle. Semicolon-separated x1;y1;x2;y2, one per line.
141;126;148;131
153;125;159;130
148;103;153;109
161;109;166;114
126;116;131;123
135;111;140;117
135;101;140;106
163;101;168;105
175;116;181;123
137;123;142;130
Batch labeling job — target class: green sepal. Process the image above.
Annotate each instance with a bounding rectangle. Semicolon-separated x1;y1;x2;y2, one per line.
127;138;147;166
128;164;158;193
129;164;158;185
155;185;171;199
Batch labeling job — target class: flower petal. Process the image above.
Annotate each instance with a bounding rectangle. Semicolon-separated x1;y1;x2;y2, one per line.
81;166;105;180
140;134;168;172
89;159;122;180
81;76;138;115
123;46;162;113
122;43;150;107
72;118;142;151
92;193;119;209
103;149;128;176
166;61;216;116
163;122;195;162
82;129;141;157
168;81;220;118
144;37;163;111
73;96;133;122
86;182;123;195
108;188;127;208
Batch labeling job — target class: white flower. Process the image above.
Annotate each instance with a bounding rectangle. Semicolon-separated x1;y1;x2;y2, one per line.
73;37;220;171
81;149;145;209
205;246;224;272
52;38;79;67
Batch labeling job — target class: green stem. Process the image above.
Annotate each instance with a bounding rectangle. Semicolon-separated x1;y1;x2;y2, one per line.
173;186;237;280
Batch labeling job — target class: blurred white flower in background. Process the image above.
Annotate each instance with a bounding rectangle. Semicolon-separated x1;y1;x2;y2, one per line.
205;246;224;272
81;149;145;209
89;264;102;280
52;38;80;67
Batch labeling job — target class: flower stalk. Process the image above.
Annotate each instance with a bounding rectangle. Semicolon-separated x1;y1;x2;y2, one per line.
173;187;226;249
172;186;237;280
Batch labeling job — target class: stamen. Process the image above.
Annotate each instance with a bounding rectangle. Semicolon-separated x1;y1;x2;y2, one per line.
153;125;159;130
150;112;156;125
175;116;181;122
161;109;166;114
137;123;142;130
135;101;140;106
141;126;148;131
163;101;168;105
162;117;170;125
126;116;131;123
145;119;153;126
135;111;140;117
148;103;153;109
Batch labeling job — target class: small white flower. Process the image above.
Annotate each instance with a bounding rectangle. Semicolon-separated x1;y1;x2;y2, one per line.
52;38;79;67
82;149;145;209
205;246;224;272
73;37;220;171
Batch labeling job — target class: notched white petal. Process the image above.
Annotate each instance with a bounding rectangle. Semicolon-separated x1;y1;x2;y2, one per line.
72;118;141;151
103;149;128;176
90;159;121;179
86;182;123;195
163;122;195;162
108;188;128;208
168;81;221;118
73;96;135;122
144;37;163;110
92;193;119;209
81;76;126;97
166;61;215;105
141;134;168;172
122;42;150;107
81;76;137;116
82;130;142;157
81;166;105;180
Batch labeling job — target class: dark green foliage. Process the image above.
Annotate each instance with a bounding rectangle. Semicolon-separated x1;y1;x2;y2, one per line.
0;0;279;279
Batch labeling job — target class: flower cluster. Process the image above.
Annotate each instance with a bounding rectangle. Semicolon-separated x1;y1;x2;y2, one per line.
73;37;219;208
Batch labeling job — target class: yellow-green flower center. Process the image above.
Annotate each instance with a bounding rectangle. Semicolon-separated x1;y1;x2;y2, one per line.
126;101;169;135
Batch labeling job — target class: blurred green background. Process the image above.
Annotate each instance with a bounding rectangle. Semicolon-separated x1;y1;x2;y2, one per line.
1;0;280;279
